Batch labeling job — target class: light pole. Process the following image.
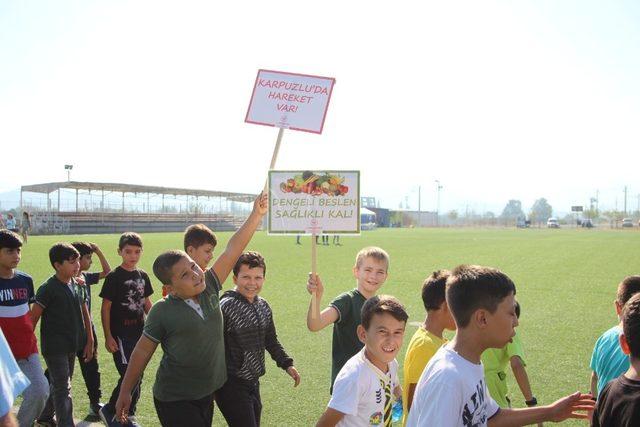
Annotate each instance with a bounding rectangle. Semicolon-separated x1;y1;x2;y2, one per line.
65;164;73;182
435;180;443;226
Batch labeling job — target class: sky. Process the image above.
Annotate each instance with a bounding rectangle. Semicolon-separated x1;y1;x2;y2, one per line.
1;0;639;215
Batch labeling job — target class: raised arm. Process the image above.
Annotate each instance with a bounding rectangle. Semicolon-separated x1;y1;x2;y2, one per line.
306;273;339;331
115;336;158;423
211;192;267;285
91;244;111;279
590;371;598;397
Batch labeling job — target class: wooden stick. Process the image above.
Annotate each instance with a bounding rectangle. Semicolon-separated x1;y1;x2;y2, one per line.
263;127;285;193
311;229;319;320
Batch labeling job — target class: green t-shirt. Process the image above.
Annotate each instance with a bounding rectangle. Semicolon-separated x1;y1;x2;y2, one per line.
481;332;526;407
329;289;367;388
143;270;226;402
35;275;87;357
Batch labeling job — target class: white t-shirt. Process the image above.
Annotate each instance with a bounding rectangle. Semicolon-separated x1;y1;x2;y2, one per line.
406;344;500;427
328;347;400;427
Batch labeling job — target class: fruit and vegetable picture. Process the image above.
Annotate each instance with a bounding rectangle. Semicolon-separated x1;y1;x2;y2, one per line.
279;171;349;196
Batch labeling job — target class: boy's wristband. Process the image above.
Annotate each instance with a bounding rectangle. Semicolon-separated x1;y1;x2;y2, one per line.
525;397;538;407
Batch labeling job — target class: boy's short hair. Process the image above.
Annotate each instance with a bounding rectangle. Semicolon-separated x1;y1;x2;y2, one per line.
446;265;516;328
617;276;640;305
119;232;143;250
153;250;189;285
183;224;217;251
232;251;266;277
422;270;451;311
49;243;80;268
515;300;521;319
71;242;93;257
0;229;22;249
361;295;408;330
622;293;640;359
355;246;390;270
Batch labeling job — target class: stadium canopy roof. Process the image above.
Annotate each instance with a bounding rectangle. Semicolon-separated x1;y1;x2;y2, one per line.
21;181;258;203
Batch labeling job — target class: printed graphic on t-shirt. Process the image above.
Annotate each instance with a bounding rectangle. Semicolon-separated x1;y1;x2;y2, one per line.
121;278;146;320
0;287;30;302
462;379;491;427
369;411;383;425
375;386;383;403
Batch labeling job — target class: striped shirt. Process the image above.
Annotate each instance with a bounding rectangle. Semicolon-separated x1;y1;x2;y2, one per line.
220;290;293;382
0;271;38;359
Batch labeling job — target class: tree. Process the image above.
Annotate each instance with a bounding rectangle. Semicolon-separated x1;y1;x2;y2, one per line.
529;198;553;224
500;200;525;220
447;210;459;221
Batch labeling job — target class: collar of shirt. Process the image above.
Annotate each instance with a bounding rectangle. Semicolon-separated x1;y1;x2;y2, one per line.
360;347;392;384
182;297;204;319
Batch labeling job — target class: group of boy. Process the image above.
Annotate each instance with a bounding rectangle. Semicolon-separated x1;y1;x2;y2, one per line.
589;275;640;426
0;191;297;427
306;247;601;426
113;192;302;427
4;201;640;426
0;223;144;427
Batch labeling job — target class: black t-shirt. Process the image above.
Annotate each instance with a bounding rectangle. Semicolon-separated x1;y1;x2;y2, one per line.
592;375;640;427
81;271;101;311
99;266;153;340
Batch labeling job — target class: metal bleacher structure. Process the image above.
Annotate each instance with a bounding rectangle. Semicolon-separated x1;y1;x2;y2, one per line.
20;181;258;235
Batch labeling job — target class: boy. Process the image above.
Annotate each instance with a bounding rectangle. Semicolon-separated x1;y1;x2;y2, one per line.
590;275;640;397
160;223;216;297
317;295;408;426
99;232;153;426
31;243;94;427
406;265;595;427
307;246;390;390
215;252;300;426
115;251;220;426
72;241;111;417
592;292;640;426
114;194;268;425
482;301;540;411
0;230;49;426
402;270;455;425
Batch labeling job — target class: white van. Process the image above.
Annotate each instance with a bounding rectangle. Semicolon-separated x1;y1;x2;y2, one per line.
547;218;559;228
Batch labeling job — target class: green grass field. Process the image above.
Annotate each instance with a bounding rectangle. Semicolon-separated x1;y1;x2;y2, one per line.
16;227;639;426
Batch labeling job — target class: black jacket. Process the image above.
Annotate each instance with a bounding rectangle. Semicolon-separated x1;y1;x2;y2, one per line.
220;290;293;382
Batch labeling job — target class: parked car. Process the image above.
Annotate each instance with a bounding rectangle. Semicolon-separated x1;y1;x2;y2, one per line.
622;218;634;227
547;217;559;228
582;218;594;228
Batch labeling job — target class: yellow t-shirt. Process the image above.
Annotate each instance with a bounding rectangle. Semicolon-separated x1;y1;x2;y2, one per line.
481;332;526;408
402;327;446;426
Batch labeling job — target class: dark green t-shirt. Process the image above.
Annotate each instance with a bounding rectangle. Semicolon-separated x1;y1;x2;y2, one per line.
329;288;367;387
35;275;87;357
143;270;225;402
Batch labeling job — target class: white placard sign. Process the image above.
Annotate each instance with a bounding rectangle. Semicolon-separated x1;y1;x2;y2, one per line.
245;70;336;134
268;170;360;234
